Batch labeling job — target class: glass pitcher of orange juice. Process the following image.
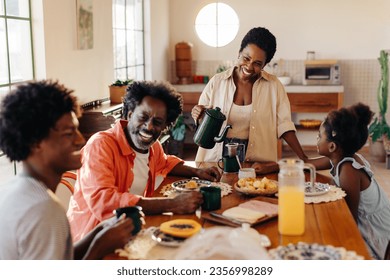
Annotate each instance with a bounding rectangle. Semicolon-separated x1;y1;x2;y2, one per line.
277;159;315;236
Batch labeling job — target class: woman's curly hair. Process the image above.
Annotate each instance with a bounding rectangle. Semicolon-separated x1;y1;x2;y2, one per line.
239;27;277;65
323;102;373;156
121;80;183;129
0;80;79;161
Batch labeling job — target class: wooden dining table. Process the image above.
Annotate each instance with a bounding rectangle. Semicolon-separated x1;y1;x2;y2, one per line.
105;161;371;260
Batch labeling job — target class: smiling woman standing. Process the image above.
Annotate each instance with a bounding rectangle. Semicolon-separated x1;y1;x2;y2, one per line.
192;27;308;174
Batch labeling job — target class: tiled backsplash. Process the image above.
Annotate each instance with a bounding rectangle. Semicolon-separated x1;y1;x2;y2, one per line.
169;59;387;122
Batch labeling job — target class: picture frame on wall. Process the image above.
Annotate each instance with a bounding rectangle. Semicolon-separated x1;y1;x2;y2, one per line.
76;0;93;50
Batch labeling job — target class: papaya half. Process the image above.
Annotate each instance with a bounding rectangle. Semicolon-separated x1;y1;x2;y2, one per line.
159;219;202;238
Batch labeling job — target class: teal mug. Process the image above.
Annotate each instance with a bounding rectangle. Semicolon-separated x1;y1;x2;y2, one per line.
200;186;221;211
114;206;143;235
217;156;240;173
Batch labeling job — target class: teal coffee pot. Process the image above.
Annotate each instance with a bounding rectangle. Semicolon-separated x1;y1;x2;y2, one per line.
193;107;232;149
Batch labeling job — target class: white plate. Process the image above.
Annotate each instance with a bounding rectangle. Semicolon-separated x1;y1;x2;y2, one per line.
150;227;186;247
171;179;211;192
268;242;342;260
304;182;331;196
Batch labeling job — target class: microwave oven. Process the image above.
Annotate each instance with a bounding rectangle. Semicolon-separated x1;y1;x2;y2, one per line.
303;60;341;85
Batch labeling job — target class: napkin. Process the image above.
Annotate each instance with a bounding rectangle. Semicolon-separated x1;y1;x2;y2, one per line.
238;200;278;216
222;207;266;224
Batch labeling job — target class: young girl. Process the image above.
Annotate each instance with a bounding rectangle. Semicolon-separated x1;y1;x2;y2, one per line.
316;102;390;259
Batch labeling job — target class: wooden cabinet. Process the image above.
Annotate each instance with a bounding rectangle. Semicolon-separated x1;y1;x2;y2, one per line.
180;91;344;121
288;92;343;131
180;91;344;114
180;91;201;112
285;91;343;153
178;87;344;156
287;92;343;113
79;101;123;141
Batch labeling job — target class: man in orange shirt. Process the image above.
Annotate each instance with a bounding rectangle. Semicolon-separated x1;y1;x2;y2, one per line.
68;80;221;241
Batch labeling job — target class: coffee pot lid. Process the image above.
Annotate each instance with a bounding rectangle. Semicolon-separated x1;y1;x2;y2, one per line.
205;107;226;120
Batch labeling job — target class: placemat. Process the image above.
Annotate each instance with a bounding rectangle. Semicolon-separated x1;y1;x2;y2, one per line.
160;181;232;198
304;185;346;204
115;227;179;260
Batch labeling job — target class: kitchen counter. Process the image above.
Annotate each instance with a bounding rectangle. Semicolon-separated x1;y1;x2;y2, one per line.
174;83;344;114
173;83;344;153
172;83;344;93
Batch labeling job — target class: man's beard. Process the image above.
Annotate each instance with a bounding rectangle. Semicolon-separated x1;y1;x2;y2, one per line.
129;127;160;152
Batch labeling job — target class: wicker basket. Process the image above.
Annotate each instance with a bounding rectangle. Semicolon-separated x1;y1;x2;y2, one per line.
299;119;322;128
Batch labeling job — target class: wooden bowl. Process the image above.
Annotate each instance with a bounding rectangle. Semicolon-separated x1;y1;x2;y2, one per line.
299;119;322;128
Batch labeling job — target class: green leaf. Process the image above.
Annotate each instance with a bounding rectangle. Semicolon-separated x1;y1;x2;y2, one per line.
110;79;133;86
370;50;389;142
170;115;186;141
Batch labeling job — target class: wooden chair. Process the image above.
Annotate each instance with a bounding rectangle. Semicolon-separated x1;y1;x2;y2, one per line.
56;171;77;210
59;171;77;193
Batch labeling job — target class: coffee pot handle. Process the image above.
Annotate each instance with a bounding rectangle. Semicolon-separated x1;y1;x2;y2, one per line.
304;163;316;187
217;158;224;170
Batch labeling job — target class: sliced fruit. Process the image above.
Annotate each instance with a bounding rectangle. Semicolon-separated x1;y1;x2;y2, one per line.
185;180;198;189
159;219;202;238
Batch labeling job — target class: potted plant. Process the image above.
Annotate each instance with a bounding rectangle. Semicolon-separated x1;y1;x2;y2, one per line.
368;50;390;161
109;79;133;104
161;114;186;158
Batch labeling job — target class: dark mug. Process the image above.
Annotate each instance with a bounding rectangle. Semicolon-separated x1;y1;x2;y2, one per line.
114;206;143;235
217;156;240;173
200;186;221;211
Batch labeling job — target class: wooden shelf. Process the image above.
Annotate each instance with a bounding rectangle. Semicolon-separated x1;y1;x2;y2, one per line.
178;90;343;152
180;91;201;112
79;101;122;142
295;124;321;130
179;91;343;114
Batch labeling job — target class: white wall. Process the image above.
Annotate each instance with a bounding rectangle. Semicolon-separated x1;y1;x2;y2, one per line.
31;0;390;104
33;0;115;104
32;0;171;104
169;0;390;61
146;0;170;81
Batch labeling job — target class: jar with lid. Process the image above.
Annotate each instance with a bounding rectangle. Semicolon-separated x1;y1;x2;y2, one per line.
277;159;315;235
